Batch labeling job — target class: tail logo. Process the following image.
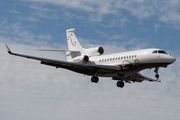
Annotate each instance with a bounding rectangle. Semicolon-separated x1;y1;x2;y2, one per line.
68;35;76;46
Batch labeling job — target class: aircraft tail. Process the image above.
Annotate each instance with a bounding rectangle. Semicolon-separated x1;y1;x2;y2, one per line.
36;28;103;63
66;28;83;61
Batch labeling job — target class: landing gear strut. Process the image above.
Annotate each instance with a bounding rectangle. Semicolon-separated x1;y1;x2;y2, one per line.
116;81;125;88
154;67;160;79
91;76;99;83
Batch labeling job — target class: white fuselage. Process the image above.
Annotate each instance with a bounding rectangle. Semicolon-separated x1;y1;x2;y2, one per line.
88;48;175;76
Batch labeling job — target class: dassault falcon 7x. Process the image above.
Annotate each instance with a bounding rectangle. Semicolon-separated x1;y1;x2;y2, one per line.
5;28;176;88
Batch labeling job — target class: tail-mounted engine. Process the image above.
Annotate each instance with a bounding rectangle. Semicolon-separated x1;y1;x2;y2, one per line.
72;55;89;63
70;47;104;63
98;47;104;55
83;47;104;56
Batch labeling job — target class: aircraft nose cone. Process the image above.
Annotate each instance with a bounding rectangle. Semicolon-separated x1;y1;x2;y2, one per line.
170;56;176;63
172;57;176;63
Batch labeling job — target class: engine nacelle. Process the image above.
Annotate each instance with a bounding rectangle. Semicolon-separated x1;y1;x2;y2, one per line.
83;47;104;56
72;55;89;63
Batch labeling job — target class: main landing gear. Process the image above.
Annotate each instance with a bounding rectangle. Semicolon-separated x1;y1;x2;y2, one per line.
116;81;125;88
91;76;99;83
91;76;125;88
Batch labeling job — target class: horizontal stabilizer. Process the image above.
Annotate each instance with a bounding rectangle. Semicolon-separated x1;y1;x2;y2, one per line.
37;49;80;53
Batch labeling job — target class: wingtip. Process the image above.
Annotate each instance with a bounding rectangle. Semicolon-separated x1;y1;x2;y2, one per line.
5;44;12;54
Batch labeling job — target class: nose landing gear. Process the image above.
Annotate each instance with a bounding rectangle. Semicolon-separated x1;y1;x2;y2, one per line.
155;74;159;79
154;67;160;80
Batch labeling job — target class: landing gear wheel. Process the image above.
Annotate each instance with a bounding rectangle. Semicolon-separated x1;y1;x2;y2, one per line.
155;74;159;79
91;76;99;83
116;81;125;88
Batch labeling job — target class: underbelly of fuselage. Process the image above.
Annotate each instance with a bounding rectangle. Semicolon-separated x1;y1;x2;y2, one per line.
98;62;170;77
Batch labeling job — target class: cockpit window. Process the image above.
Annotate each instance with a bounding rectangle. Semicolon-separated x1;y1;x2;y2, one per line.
158;50;167;54
152;50;167;54
152;50;157;53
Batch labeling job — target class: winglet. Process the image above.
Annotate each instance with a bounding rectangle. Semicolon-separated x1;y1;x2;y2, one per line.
5;44;12;54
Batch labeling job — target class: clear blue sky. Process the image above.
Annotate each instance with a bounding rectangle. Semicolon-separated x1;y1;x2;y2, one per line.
0;0;180;120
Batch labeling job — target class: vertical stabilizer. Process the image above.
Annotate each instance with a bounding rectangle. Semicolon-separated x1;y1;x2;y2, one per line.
66;28;83;51
66;28;83;61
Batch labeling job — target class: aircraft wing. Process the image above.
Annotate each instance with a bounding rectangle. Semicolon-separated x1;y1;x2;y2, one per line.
5;45;121;75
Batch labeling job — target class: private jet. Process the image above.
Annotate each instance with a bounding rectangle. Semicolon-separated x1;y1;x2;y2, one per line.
5;28;176;88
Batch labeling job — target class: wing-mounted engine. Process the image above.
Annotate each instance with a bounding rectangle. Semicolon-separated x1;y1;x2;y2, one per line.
72;55;89;63
83;47;104;56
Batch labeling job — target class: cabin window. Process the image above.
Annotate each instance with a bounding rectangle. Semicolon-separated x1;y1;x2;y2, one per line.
118;57;120;60
104;59;106;62
110;58;112;61
121;56;123;59
99;59;101;62
107;58;109;61
135;55;137;57
127;56;128;58
124;56;126;59
129;55;131;58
